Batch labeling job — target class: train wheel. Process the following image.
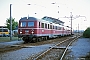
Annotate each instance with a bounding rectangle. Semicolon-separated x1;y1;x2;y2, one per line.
44;37;47;41
38;38;42;42
32;38;36;43
22;37;26;43
23;37;30;43
43;37;45;40
29;38;32;43
43;37;45;41
24;39;29;43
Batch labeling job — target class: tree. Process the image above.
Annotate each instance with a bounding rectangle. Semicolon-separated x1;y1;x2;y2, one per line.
6;18;18;30
83;27;90;38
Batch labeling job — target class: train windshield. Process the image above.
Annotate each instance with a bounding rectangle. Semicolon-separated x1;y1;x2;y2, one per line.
28;22;34;27
0;29;8;32
20;22;26;27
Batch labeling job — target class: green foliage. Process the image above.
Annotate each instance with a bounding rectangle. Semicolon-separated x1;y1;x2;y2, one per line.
0;37;18;42
83;27;90;38
6;18;18;30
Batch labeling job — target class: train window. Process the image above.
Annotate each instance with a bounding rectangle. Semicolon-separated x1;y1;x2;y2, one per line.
21;22;26;27
59;27;61;30
54;26;56;29
57;26;59;30
63;27;65;30
3;29;8;32
50;25;52;29
57;27;61;30
61;27;63;30
45;24;47;29
0;29;2;32
53;26;54;29
41;23;44;28
55;26;57;30
48;24;49;29
0;29;8;32
39;22;40;28
28;22;34;27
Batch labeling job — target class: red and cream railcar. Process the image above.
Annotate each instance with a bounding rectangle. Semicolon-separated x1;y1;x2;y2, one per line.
18;17;71;43
63;26;71;36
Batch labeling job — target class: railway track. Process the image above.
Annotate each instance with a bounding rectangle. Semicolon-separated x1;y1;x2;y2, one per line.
28;35;81;60
0;36;69;53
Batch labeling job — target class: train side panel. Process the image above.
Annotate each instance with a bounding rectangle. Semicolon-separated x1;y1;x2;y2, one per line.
18;17;72;43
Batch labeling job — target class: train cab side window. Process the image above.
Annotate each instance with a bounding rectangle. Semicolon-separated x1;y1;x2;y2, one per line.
41;23;44;28
21;22;26;27
39;22;40;28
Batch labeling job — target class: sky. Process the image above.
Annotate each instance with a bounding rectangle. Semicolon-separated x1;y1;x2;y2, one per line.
0;0;90;30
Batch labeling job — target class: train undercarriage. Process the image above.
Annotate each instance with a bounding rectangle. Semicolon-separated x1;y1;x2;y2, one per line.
18;34;49;43
18;34;71;43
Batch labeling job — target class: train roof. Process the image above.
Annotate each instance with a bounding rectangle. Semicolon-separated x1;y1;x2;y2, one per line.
42;16;65;24
0;28;8;29
20;17;64;23
0;26;7;28
19;16;65;26
20;17;37;20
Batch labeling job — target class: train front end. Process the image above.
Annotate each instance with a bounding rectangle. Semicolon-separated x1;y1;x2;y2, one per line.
18;17;37;43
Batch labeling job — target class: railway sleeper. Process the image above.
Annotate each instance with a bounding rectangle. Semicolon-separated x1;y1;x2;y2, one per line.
52;47;66;49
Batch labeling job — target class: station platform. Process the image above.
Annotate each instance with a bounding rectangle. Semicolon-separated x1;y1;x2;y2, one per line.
0;40;24;48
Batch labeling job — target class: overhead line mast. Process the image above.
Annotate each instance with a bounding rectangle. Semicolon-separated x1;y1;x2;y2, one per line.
64;12;86;35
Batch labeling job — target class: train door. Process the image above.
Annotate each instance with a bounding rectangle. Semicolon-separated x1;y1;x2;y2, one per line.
50;24;53;38
38;22;41;36
62;27;64;36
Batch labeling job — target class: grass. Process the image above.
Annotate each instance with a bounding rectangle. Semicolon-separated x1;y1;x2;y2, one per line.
81;52;90;60
0;37;19;42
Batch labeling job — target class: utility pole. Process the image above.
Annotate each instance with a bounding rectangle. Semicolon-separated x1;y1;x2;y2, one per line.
70;12;73;35
64;12;86;35
65;12;73;35
78;24;79;35
10;4;12;41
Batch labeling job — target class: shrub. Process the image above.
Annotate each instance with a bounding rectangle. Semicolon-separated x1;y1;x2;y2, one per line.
83;27;90;38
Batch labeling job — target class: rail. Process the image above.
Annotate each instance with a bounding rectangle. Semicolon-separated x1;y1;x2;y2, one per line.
32;35;80;60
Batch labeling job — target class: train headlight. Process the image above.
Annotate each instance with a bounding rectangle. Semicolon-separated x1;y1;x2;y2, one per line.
31;31;34;34
20;31;22;34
